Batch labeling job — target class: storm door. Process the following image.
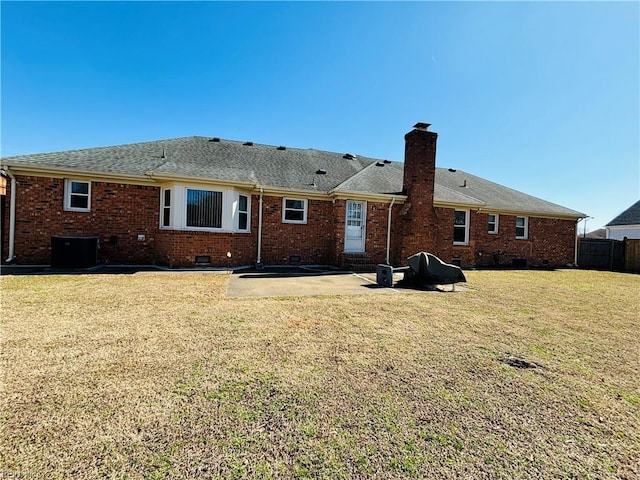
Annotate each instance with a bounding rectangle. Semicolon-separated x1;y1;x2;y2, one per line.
344;200;366;252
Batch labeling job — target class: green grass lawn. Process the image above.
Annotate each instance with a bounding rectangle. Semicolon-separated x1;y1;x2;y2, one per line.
1;269;638;479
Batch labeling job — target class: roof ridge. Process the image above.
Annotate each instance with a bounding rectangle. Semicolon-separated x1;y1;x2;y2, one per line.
330;160;380;191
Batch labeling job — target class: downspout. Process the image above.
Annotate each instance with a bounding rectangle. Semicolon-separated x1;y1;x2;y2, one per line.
4;168;16;263
256;186;264;267
386;197;396;265
574;218;580;267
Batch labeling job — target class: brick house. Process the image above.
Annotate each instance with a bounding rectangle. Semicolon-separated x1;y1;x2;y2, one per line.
0;123;585;269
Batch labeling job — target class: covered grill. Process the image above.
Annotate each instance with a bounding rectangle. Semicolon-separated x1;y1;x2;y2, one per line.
404;252;466;286
377;252;466;289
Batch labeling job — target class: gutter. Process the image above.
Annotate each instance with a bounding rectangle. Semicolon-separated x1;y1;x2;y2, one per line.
386;197;396;265
573;220;578;267
3;168;16;263
11;164;156;185
329;188;407;204
146;171;257;190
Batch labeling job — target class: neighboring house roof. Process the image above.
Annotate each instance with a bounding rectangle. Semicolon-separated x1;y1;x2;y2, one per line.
0;135;585;218
605;200;640;226
585;228;607;239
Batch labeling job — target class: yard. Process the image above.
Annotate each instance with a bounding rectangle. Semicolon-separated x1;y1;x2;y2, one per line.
1;269;638;479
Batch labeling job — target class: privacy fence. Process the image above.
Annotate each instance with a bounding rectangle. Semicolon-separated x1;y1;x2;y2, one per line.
578;237;640;273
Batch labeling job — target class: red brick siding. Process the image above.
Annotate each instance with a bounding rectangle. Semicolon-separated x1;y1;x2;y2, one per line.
363;201;396;265
3;176;159;264
331;200;346;265
259;196;335;265
429;209;577;267
526;217;577;267
155;230;255;268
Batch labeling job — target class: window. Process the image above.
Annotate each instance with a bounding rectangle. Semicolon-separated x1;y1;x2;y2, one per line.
64;179;91;212
453;210;469;245
162;189;171;227
488;214;499;234
160;186;249;231
283;198;307;223
516;216;528;239
238;194;249;231
186;189;223;228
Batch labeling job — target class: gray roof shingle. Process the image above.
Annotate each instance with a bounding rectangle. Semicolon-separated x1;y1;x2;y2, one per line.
1;135;585;218
606;200;640;226
433;169;584;217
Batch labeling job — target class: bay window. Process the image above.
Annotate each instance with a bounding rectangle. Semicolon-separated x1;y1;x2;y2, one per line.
159;185;249;232
161;189;171;227
238;194;249;231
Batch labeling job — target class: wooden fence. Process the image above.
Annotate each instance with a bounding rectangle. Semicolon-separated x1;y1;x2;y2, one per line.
578;238;624;271
625;238;640;273
578;238;640;273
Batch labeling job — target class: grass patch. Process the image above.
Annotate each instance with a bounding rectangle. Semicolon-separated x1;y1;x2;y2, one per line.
1;269;638;479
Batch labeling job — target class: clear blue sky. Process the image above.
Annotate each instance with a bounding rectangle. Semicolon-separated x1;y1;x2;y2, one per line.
2;1;638;230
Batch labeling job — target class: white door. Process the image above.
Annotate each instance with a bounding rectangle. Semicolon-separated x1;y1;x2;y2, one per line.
344;200;366;252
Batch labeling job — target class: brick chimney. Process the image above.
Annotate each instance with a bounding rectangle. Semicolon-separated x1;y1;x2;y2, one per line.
398;122;438;261
403;122;437;199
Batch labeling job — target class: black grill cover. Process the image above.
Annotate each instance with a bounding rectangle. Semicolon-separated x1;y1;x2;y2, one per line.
406;252;466;285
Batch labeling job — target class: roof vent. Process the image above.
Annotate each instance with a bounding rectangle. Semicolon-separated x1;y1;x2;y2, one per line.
210;137;221;142
376;162;385;167
315;169;327;175
448;168;457;172
161;148;166;159
343;153;356;160
243;141;253;146
383;159;391;164
277;146;286;150
460;179;467;188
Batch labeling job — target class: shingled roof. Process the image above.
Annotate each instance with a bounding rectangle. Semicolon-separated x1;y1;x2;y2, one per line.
1;135;584;218
606;200;640;226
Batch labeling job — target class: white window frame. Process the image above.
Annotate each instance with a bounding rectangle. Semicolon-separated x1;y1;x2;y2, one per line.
64;179;91;212
453;209;470;245
488;213;499;234
237;194;250;232
282;198;308;224
160;188;171;228
516;216;529;239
